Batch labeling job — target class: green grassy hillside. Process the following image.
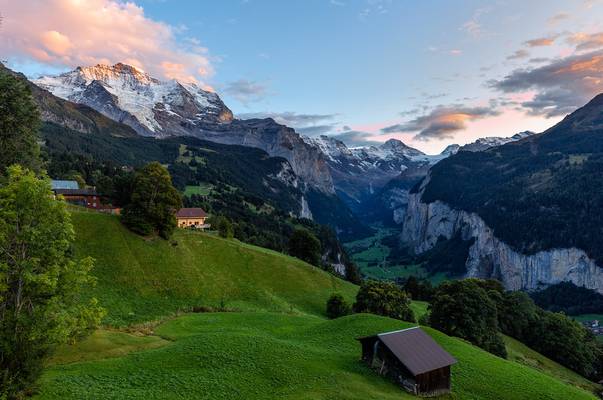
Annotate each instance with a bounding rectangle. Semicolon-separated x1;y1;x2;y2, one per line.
71;211;357;326
35;211;600;399
37;313;598;400
504;335;601;394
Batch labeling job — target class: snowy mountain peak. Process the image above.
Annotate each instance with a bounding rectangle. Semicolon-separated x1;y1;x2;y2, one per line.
76;63;158;86
460;131;537;152
34;63;233;137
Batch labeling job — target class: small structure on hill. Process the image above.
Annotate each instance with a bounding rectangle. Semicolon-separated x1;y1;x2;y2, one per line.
357;327;456;397
176;208;209;229
51;180;103;209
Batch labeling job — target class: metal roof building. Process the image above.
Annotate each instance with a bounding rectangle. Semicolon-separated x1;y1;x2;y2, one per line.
51;180;79;190
357;327;456;397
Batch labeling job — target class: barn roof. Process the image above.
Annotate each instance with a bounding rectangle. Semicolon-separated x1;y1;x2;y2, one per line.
51;180;79;190
176;208;207;218
358;327;456;376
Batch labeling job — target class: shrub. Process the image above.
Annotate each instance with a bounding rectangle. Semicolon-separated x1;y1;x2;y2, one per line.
214;216;234;238
429;279;507;358
326;293;351;319
288;229;321;266
353;280;415;322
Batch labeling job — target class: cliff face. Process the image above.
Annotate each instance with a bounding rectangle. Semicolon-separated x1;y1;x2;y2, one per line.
197;118;335;194
402;177;603;294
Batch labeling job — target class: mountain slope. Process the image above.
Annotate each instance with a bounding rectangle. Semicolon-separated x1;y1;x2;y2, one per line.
402;94;603;293
33;211;600;399
34;63;233;137
1;63;138;138
34;64;335;194
303;136;440;212
37;314;597;400
70;211;357;326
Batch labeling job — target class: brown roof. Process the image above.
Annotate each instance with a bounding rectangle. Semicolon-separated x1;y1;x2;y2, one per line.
359;327;456;376
176;208;207;218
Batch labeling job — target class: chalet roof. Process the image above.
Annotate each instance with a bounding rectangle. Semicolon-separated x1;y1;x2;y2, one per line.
51;180;79;190
54;188;98;196
176;208;207;218
358;327;457;376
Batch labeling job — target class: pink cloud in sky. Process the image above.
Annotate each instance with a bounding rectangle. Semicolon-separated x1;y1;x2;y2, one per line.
372;107;561;154
0;0;213;84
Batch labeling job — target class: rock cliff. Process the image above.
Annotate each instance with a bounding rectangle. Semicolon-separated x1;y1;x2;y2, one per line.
402;176;603;293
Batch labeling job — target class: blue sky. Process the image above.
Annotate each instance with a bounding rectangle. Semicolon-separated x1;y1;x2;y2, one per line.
4;0;603;152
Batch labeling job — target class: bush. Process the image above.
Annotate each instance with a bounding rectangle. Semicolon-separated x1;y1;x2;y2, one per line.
428;279;507;358
288;229;321;266
213;216;234;238
326;293;351;319
353;280;415;322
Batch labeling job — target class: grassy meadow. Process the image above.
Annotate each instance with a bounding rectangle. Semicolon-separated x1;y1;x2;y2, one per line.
32;211;602;399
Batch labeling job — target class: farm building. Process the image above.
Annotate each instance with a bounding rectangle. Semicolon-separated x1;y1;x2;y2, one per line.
357;327;456;397
51;180;103;209
176;208;209;229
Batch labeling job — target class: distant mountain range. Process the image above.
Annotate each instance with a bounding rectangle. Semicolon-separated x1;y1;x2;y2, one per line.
26;62;539;235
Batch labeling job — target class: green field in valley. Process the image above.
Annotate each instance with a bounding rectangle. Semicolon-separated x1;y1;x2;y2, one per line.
32;211;602;400
344;227;447;283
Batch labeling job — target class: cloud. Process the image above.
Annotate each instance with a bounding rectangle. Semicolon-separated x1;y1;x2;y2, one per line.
223;79;268;104
507;49;530;60
296;125;335;136
567;32;603;51
1;0;213;84
547;12;570;25
381;105;500;141
490;50;603;117
327;130;382;147
524;36;557;47
237;111;337;127
462;20;482;37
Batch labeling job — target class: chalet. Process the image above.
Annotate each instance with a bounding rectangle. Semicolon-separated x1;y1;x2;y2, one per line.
53;188;102;209
51;180;102;209
176;208;209;229
357;327;456;397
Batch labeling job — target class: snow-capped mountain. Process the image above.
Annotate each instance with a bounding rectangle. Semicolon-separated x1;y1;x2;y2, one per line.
33;63;336;194
34;63;233;137
459;131;536;152
302;135;443;211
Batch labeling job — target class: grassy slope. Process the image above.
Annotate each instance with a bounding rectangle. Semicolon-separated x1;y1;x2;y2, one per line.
71;211;357;325
504;336;601;394
37;313;597;400
35;211;599;399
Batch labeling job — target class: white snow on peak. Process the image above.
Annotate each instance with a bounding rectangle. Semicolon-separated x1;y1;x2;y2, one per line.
34;63;219;133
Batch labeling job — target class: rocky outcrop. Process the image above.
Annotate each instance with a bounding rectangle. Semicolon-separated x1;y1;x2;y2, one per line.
402;177;603;293
198;118;335;194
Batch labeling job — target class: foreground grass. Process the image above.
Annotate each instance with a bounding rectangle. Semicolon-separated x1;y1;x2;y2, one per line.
71;212;357;325
504;335;601;394
37;313;597;400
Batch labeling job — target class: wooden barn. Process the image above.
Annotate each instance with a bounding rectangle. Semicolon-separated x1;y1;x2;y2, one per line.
357;327;456;397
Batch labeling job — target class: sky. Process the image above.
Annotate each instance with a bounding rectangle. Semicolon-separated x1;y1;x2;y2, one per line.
2;1;603;153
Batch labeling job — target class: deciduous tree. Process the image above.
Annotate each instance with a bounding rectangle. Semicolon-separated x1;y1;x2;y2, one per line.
0;70;41;174
0;166;104;398
121;162;182;239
